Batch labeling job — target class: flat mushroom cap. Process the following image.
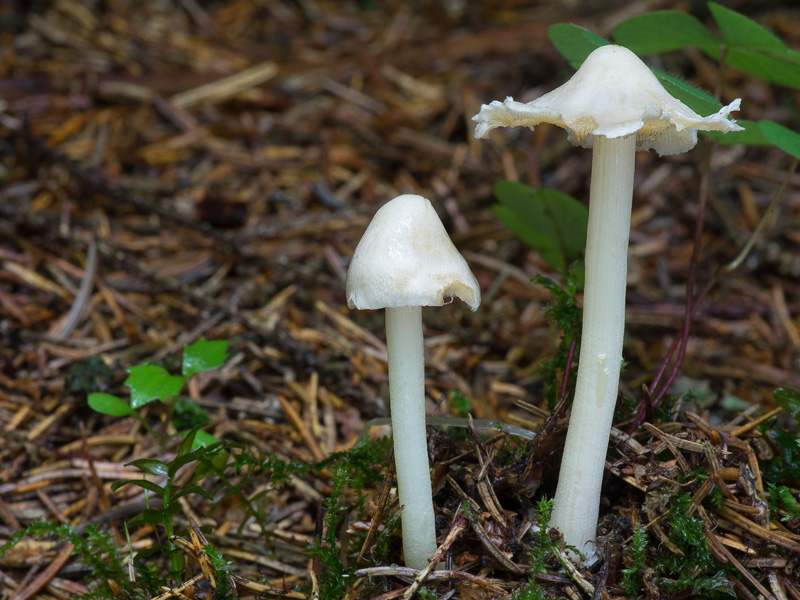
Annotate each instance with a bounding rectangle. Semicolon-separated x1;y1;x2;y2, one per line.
473;45;742;156
346;194;480;311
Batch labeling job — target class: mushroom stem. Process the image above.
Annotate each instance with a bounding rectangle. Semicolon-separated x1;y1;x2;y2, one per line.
385;305;437;569
550;134;636;559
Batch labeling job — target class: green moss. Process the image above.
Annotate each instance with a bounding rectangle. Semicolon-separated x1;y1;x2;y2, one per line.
621;523;648;598
534;270;582;408
0;520;130;600
656;493;734;598
513;497;557;600
307;463;359;600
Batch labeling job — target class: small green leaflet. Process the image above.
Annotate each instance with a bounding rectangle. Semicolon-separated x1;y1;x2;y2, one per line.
88;392;134;417
182;339;229;378
125;364;184;409
773;387;800;423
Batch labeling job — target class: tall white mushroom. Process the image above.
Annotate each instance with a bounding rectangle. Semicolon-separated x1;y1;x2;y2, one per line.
346;194;480;569
473;45;741;560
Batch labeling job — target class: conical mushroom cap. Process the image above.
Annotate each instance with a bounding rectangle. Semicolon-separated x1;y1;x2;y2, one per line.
473;45;742;156
346;194;480;311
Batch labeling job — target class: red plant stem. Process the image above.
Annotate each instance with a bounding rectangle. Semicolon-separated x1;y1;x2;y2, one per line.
631;154;797;434
628;146;712;432
559;334;578;410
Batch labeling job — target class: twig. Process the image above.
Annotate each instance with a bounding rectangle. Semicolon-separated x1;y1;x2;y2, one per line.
705;528;775;599
469;516;523;575
169;61;278;108
278;395;326;462
731;407;783;437
354;566;509;594
555;549;594;597
716;506;800;552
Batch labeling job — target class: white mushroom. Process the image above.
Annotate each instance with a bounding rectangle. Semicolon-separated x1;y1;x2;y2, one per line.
473;45;742;560
346;193;480;569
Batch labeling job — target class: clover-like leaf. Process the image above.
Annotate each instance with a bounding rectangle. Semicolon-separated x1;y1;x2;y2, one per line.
88;393;134;417
493;182;588;274
182;339;229;378
125;364;184;409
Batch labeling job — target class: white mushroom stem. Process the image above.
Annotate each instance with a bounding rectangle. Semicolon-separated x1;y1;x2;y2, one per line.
385;305;437;569
346;194;480;569
550;134;636;560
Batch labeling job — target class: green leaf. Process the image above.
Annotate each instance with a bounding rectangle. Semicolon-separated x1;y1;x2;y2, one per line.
182;339;229;378
127;509;167;528
775;485;800;515
548;24;608;70
87;393;134;417
494;204;561;269
707;3;800;88
726;48;800;88
704;119;771;146
759;121;800;159
773;387;800;422
127;458;170;477
709;2;785;53
770;484;800;516
169;440;224;476
172;485;215;502
614;11;718;57
125;364;184;409
655;73;722;116
192;429;219;449
768;427;800;483
177;423;203;460
111;478;164;495
493;182;588;273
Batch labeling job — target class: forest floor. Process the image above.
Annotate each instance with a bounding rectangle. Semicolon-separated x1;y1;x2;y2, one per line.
1;1;800;599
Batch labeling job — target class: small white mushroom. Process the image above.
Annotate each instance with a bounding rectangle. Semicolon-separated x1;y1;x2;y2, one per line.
473;45;741;561
346;193;480;569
